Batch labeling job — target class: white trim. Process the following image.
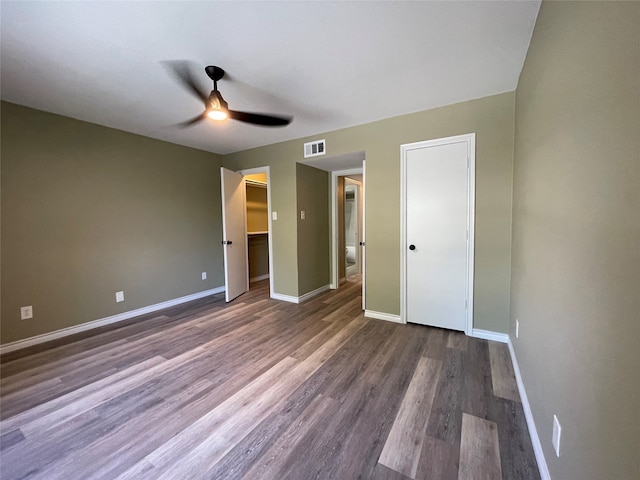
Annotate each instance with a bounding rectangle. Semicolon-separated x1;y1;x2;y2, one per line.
364;310;404;324
400;133;476;335
0;287;225;355
250;273;270;283
470;329;509;343
362;160;366;311
298;284;330;303
270;284;330;304
508;338;552;480
270;293;299;304
239;167;274;299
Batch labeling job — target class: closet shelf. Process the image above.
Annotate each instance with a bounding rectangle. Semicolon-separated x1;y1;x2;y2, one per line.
247;231;268;235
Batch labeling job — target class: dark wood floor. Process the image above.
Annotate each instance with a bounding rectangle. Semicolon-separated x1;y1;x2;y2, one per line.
0;279;539;480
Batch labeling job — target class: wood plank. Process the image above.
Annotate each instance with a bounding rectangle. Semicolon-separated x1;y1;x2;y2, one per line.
460;337;493;419
447;331;468;351
488;341;520;402
458;413;502;480
487;396;541;480
416;435;460;480
378;356;442;479
240;394;338;480
425;348;464;444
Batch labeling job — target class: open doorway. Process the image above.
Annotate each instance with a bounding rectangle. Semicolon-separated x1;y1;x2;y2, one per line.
331;166;365;310
342;177;363;278
240;168;273;298
297;151;366;310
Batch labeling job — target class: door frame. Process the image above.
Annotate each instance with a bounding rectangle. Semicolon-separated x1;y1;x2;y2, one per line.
330;167;364;292
238;166;275;298
343;177;362;277
400;133;476;334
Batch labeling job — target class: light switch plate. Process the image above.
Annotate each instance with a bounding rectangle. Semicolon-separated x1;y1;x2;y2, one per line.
202;272;207;280
20;305;33;320
272;211;278;221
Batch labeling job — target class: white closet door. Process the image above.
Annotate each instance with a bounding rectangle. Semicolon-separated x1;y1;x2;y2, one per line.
220;167;248;302
405;139;471;331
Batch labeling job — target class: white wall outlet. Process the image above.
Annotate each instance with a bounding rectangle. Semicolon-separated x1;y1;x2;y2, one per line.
552;414;562;457
300;210;306;220
516;318;519;338
20;305;33;320
272;211;278;221
115;291;125;303
202;272;207;280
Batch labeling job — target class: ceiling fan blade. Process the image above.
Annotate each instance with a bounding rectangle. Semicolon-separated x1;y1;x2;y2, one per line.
176;112;207;128
228;110;292;127
163;61;208;104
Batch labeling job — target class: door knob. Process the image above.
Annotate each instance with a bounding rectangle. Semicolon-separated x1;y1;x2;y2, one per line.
409;244;416;251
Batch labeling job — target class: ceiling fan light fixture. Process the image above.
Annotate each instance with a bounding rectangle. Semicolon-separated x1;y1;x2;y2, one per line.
207;108;228;121
206;91;228;121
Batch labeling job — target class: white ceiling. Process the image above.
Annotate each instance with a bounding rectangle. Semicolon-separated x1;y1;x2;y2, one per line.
1;1;540;155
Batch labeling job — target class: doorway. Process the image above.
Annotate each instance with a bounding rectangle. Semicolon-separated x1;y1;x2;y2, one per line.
343;178;362;278
331;166;365;310
400;133;475;333
241;167;273;297
220;166;274;302
297;151;366;309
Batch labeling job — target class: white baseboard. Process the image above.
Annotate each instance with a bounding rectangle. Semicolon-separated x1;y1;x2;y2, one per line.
0;286;226;355
250;273;270;283
298;284;330;303
365;310;403;324
270;292;298;304
271;284;330;304
508;338;551;480
471;328;509;343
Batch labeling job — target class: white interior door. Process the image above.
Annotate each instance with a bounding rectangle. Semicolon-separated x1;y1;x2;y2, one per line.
403;136;474;331
221;167;248;302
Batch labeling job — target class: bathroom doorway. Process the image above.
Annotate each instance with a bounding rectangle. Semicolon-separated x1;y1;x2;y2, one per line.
343;178;362;278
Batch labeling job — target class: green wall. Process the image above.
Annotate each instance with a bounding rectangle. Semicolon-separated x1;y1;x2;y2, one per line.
296;163;330;295
1;102;224;344
511;2;640;479
225;92;515;332
248;235;269;280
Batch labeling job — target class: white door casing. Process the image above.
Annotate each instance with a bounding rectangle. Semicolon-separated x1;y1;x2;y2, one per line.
361;160;366;310
331;167;364;290
220;167;249;302
400;133;475;333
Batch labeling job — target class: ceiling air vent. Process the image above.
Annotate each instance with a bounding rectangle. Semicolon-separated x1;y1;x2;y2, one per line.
304;139;326;158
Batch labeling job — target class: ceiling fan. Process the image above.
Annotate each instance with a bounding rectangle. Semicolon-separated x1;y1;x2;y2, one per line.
166;62;292;128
